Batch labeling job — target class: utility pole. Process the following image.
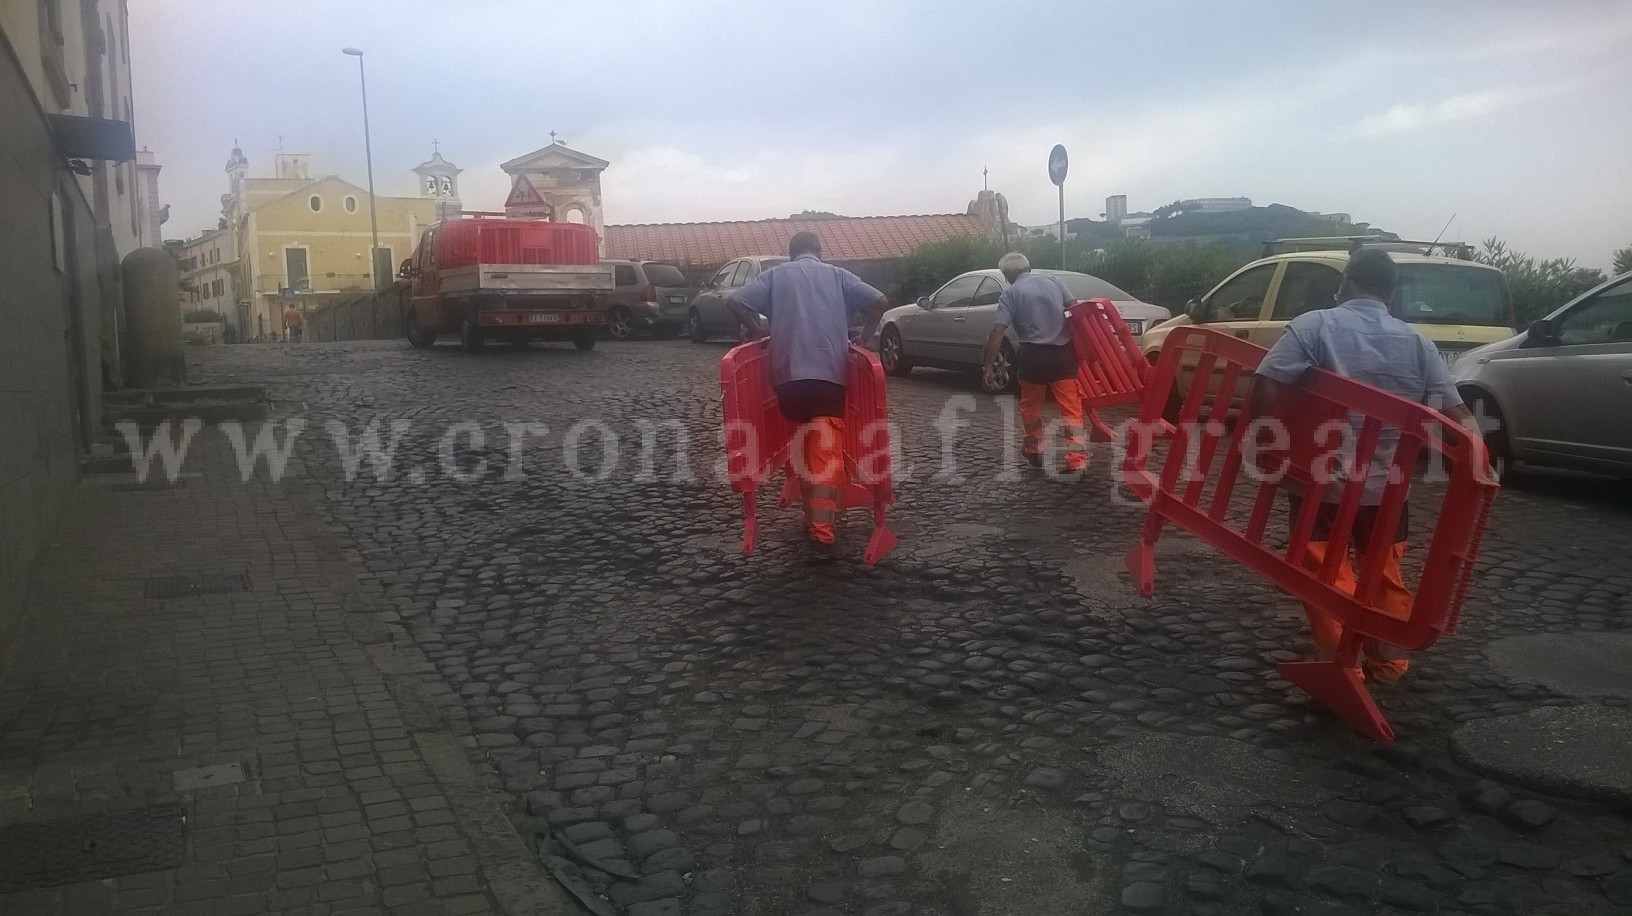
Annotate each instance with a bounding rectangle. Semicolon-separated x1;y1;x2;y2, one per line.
342;48;381;289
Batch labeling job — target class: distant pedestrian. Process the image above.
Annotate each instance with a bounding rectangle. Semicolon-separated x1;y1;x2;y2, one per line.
982;252;1086;473
726;232;889;547
1250;248;1484;684
283;304;304;343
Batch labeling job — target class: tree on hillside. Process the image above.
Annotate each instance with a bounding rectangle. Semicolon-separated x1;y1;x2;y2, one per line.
1476;238;1606;326
1614;245;1632;276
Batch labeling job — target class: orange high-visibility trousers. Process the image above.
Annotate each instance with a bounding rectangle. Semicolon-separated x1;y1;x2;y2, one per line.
794;418;846;544
1019;379;1086;471
1299;541;1413;684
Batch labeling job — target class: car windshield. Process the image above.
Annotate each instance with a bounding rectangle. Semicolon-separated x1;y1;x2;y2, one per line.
642;264;687;287
1051;272;1136;301
1394;265;1511;328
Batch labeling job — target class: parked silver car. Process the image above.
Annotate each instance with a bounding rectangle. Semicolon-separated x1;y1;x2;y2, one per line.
1454;271;1632;477
877;269;1171;393
598;260;692;340
687;256;788;342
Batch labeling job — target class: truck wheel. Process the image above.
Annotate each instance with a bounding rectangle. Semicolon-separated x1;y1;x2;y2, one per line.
573;332;597;352
460;318;484;352
607;306;635;341
688;309;708;343
406;313;437;349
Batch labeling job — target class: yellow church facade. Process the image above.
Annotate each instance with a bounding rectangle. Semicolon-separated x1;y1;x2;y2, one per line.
220;149;461;339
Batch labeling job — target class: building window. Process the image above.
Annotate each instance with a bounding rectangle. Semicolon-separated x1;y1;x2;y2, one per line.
440;177;452;195
309;195;323;212
214;279;224;297
344;195;357;213
285;247;310;291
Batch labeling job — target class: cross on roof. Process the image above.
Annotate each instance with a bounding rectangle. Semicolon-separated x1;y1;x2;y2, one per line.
432;139;440;153
550;130;562;145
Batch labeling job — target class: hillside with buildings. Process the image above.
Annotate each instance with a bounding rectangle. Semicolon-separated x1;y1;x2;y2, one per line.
1026;195;1390;251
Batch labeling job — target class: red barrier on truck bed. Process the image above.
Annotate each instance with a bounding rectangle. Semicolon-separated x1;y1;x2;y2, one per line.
719;341;898;564
435;218;600;269
1064;298;1162;442
1122;326;1499;742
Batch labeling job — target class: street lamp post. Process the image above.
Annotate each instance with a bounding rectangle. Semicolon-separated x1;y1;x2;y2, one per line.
341;47;381;289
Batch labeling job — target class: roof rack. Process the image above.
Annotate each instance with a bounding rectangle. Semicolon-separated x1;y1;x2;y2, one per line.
1262;236;1475;260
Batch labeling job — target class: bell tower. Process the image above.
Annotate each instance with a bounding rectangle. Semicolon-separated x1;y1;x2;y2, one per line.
413;144;463;222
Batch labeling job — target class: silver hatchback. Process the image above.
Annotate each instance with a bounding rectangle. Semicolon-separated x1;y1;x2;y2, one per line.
877;269;1170;393
1454;272;1632;477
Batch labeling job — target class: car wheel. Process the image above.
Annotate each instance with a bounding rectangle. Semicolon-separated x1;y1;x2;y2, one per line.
572;332;597;352
405;312;437;349
607;306;635;341
1464;390;1512;479
982;341;1017;394
688;309;708;343
460;317;484;353
880;327;913;377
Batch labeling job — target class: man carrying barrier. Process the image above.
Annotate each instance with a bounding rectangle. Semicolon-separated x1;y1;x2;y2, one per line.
981;252;1088;474
1250;249;1487;685
725;231;891;550
1121;249;1499;742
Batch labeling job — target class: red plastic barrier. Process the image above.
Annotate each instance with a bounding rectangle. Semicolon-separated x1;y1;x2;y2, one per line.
1064;298;1162;442
719;341;898;564
1122;326;1499;742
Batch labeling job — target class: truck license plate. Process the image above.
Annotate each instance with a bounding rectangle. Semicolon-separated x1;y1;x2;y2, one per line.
526;313;562;324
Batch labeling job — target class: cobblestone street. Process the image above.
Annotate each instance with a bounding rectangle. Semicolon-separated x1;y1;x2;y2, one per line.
194;338;1632;916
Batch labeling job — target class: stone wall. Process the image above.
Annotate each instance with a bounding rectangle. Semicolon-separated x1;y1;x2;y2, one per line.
0;36;108;652
306;282;410;343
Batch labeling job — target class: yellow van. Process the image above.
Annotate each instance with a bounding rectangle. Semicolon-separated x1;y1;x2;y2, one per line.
1140;239;1516;407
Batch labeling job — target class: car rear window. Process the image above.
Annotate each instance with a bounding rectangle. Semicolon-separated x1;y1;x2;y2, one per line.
1055;272;1135;301
1395;265;1511;328
642;264;688;287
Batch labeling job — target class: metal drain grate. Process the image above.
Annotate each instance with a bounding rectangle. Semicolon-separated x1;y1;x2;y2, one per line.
0;805;186;891
143;574;249;600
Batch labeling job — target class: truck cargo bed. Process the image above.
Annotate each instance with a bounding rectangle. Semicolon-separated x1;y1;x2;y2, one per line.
439;263;613;296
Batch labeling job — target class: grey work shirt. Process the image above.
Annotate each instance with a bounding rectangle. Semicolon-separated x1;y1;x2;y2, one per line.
732;254;883;387
1257;296;1463;505
994;273;1072;346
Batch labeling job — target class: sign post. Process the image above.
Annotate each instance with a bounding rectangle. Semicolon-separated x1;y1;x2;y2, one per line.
1048;144;1069;269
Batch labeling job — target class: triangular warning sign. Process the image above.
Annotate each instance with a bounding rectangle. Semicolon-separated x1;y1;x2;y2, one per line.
504;174;545;208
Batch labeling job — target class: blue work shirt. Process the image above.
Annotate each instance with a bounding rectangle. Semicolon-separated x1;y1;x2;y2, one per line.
994;272;1072;346
1258;296;1463;504
732;254;884;387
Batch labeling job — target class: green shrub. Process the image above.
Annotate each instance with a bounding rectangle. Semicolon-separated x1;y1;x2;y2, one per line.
1474;239;1605;326
183;308;224;324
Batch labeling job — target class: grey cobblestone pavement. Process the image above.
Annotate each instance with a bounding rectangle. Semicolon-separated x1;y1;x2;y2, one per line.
0;430;570;914
176;338;1632;915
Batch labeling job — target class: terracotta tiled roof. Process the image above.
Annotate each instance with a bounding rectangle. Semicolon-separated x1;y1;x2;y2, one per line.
604;214;989;267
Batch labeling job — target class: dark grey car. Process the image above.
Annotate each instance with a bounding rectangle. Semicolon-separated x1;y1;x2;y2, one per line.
598;260;692;340
687;256;788;342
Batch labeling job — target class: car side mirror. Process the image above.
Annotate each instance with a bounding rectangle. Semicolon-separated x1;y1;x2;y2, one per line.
1525;318;1557;344
397;259;416;279
917;296;932;309
1185;298;1207;322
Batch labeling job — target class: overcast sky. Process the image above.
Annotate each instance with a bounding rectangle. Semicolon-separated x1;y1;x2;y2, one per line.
130;0;1631;270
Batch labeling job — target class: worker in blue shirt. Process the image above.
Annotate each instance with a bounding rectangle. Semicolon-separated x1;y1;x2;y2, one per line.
727;232;889;545
1251;248;1482;683
981;252;1086;473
